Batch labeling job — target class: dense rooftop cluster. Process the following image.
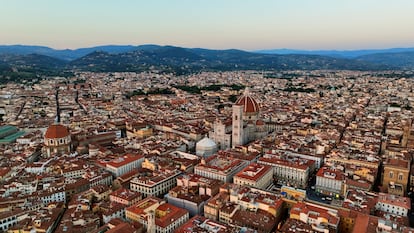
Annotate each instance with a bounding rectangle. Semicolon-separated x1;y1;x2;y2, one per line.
0;70;414;232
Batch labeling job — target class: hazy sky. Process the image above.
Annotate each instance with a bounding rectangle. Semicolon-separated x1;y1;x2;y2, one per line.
1;0;413;50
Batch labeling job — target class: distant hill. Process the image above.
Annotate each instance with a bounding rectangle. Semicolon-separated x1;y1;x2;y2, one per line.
68;46;389;73
0;53;66;70
0;44;162;61
2;44;414;61
356;51;414;69
2;44;412;83
0;53;69;83
0;60;11;73
255;48;414;58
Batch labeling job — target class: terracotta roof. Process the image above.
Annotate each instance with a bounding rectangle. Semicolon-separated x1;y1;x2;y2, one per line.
256;119;265;126
234;163;272;182
316;166;345;181
155;203;188;228
110;188;141;201
232;208;276;232
126;196;163;215
175;215;235;233
378;192;411;210
45;124;70;139
235;94;259;113
105;154;144;168
106;222;139;233
290;202;339;226
352;214;371;233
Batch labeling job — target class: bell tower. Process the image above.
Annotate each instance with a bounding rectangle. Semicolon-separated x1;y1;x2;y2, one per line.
232;104;244;148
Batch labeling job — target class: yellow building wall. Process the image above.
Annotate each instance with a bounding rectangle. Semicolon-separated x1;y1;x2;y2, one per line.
142;159;157;171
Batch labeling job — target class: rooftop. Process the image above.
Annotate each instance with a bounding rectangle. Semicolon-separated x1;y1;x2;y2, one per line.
101;154;144;168
234;163;272;182
174;215;236;233
155;203;188;228
196;155;246;173
290;202;340;226
45;124;70;139
126;196;164;215
110;188;141;201
378;193;411;210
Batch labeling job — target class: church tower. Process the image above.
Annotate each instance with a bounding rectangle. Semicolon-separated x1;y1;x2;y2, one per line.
231;88;260;148
232;104;244;148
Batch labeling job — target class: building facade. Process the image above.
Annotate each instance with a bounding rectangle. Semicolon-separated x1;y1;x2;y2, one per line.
130;169;181;197
194;155;247;183
375;192;411;216
233;163;273;189
382;158;410;196
101;154;144;177
258;154;314;189
315;166;345;198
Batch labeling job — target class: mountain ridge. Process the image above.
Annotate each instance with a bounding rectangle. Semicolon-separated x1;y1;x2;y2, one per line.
255;47;414;58
1;44;414;61
0;44;162;61
1;44;414;83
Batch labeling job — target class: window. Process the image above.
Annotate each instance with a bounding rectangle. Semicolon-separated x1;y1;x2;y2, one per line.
389;172;394;179
398;173;404;181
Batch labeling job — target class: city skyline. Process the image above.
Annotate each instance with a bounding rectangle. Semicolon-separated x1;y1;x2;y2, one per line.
1;0;414;50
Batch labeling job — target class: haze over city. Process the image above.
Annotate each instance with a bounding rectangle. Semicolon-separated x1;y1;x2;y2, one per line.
1;0;414;50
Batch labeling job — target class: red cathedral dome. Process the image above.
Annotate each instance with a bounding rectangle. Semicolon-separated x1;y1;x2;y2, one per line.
235;88;259;113
45;124;70;139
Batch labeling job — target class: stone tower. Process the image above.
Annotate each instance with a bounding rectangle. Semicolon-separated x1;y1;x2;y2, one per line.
147;210;156;233
232;104;244;148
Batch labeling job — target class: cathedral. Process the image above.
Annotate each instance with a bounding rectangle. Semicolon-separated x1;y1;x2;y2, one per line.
43;123;72;157
209;88;269;150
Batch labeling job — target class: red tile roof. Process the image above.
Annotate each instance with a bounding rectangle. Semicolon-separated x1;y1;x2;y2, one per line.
105;222;139;233
126;196;163;216
110;188;141;201
175;215;235;233
105;154;144;168
290;202;339;226
45;124;70;139
352;214;371;233
235;95;259;113
155;203;188;228
316;166;345;181
378;192;411;210
235;163;272;182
